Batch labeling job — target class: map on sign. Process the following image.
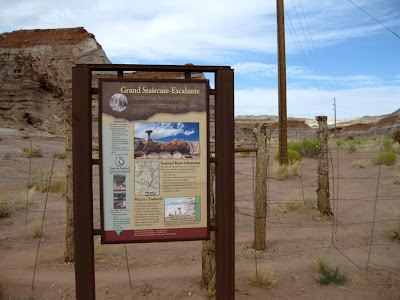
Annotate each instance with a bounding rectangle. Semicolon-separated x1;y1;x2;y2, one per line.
134;162;160;196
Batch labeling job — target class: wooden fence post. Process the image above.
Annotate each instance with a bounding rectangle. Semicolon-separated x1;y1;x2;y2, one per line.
201;164;216;293
253;123;268;250
316;116;332;216
65;119;74;262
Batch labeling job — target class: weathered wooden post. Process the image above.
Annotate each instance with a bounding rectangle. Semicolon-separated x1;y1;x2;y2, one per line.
253;123;268;250
65;119;74;262
316;116;332;216
201;164;216;293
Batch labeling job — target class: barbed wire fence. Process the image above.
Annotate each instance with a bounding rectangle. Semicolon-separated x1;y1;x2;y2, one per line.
0;123;399;297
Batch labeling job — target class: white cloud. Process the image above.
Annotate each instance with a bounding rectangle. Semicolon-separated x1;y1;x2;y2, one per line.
2;0;398;62
134;122;195;140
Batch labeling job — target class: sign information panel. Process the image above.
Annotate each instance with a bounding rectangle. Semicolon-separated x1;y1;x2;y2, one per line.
100;79;209;243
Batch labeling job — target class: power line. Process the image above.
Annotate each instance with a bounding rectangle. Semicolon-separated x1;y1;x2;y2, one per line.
346;0;400;40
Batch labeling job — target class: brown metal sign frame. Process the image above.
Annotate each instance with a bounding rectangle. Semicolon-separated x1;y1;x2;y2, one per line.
72;64;234;299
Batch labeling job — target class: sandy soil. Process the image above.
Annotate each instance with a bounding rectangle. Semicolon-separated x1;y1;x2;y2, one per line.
0;127;399;299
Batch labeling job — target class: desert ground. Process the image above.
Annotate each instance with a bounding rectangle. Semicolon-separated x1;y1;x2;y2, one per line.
0;125;399;299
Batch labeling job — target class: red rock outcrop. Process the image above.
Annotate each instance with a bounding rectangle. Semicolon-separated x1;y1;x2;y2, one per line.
0;27;110;127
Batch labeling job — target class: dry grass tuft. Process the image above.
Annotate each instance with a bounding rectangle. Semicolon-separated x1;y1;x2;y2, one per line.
315;247;331;274
352;159;368;169
393;174;400;185
52;152;66;159
280;193;316;213
391;207;400;240
200;273;216;297
249;266;276;287
0;197;12;218
22;147;43;158
273;161;300;180
27;168;67;196
16;187;36;210
31;215;43;238
94;238;118;263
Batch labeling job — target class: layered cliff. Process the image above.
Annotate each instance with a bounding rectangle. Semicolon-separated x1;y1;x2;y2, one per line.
0;27;110;127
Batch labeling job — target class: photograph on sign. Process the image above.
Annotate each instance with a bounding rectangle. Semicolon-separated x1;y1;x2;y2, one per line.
100;79;209;243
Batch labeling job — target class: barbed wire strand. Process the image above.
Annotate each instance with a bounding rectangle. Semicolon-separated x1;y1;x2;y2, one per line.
31;156;56;291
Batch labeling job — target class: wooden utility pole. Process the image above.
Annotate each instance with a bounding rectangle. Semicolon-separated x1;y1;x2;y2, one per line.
277;0;288;165
316;116;332;216
253;123;268;250
65;119;74;262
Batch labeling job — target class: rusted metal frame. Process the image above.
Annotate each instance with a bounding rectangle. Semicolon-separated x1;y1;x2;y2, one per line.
77;64;231;73
73;64;233;300
215;69;235;299
72;67;95;300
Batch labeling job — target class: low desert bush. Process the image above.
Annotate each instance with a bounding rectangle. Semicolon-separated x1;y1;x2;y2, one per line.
0;197;12;217
22;147;43;158
249;266;276;287
336;139;345;146
52;151;66;159
370;152;397;166
317;265;348;285
391;208;400;240
27;168;67;196
314;249;347;285
273;161;300;180
383;137;395;152
31;215;43;238
279;193;316;213
347;143;357;154
200;273;216;297
288;137;319;158
315;247;330;274
352;159;367;169
394;174;400;185
274;149;301;164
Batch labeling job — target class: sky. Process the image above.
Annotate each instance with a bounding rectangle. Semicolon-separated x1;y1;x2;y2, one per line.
134;122;199;142
0;0;399;120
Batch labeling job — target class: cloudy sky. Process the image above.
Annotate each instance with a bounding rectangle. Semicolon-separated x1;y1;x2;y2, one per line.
1;0;399;120
134;122;199;142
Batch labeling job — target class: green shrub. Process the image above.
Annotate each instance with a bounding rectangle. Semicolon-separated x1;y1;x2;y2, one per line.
383;137;394;152
288;137;319;158
392;208;400;240
371;152;397;166
347;143;357;154
274;149;301;164
317;264;348;285
22;147;43;158
337;140;345;146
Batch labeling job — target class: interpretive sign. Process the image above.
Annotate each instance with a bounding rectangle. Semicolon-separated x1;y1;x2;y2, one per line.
99;79;209;243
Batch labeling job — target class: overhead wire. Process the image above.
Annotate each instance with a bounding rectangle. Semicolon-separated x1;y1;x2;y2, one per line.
346;0;400;40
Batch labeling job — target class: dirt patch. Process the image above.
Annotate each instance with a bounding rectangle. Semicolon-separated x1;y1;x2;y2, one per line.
0;127;399;299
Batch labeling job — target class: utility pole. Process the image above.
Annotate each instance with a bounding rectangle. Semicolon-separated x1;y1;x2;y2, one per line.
333;97;337;139
277;0;288;165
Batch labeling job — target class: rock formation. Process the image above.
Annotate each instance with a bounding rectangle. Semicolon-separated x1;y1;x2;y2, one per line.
0;27;110;127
